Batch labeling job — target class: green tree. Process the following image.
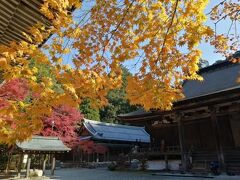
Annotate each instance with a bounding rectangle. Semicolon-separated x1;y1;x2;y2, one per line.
80;99;100;121
29;59;63;93
100;66;138;123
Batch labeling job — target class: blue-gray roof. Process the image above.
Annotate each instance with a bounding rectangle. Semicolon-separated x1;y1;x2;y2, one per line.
16;136;71;152
83;119;150;143
118;109;151;117
118;61;240;118
183;61;240;99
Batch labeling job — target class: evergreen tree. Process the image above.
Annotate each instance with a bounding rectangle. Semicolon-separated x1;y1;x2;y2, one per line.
100;66;138;123
79;99;100;121
79;66;138;123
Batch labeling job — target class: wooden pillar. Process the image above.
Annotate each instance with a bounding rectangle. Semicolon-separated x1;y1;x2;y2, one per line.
97;153;99;162
26;155;31;178
82;151;85;162
47;154;51;168
229;112;240;147
87;153;90;162
77;146;80;162
80;149;82;162
210;106;225;169
177;112;187;171
72;150;75;163
164;154;169;170
17;153;23;178
107;151;110;161
5;152;12;174
42;154;47;175
51;155;56;176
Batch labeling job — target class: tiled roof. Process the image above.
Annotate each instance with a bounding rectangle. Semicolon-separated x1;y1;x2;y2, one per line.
118;60;240;118
16;136;71;152
118;109;151;117
83;119;150;143
183;60;240;99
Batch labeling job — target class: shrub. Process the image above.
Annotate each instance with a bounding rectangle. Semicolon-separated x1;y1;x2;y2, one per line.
139;158;148;171
108;162;117;171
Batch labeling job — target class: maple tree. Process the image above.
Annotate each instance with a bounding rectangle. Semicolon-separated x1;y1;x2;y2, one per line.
0;0;239;144
80;66;138;123
0;78;32;144
79;139;108;154
40;105;83;148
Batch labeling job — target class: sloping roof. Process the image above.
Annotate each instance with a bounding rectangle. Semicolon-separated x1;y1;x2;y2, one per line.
16;136;71;152
118;60;240;118
118;109;151;118
0;0;51;45
183;60;240;99
83;119;150;143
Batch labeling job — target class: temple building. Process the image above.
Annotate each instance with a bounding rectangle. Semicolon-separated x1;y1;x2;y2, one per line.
118;60;240;173
76;119;150;162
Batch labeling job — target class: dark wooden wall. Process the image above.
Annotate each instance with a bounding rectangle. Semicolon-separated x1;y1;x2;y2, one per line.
218;115;235;148
150;125;179;147
230;114;240;147
183;118;216;150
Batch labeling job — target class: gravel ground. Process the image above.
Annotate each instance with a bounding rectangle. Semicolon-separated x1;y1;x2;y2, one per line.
44;168;240;180
2;168;240;180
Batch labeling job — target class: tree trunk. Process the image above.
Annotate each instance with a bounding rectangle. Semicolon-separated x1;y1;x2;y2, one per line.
5;152;12;174
42;154;47;175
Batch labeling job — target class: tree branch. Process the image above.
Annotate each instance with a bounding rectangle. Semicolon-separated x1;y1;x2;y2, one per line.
206;0;227;15
157;0;179;61
100;0;136;60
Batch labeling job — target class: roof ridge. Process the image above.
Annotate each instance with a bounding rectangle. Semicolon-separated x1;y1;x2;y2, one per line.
198;60;237;74
32;135;59;140
83;118;145;129
182;60;240;99
82;119;150;143
118;109;151;117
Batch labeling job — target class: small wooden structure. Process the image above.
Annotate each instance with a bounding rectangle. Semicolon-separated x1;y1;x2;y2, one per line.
16;136;70;178
118;60;240;174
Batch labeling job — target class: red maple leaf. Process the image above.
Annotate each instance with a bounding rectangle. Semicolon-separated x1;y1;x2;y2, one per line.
40;105;84;148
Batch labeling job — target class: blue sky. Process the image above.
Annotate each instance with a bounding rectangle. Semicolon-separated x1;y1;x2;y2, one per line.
200;0;240;65
55;1;239;69
199;1;225;64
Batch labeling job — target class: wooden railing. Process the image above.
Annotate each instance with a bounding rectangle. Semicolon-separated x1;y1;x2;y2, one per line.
138;146;181;154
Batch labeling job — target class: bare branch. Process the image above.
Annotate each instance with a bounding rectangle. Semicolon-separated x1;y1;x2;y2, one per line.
206;0;227;15
215;9;240;24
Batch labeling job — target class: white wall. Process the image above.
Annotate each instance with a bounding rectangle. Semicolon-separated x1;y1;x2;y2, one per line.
147;160;181;170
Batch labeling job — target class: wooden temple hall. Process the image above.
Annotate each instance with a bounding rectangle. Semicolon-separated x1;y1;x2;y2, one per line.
118;60;240;173
77;119;150;162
